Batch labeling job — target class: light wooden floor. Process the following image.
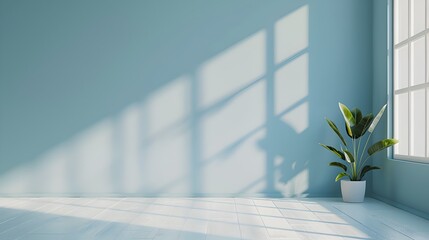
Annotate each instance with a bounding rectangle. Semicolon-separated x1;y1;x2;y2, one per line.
0;197;427;240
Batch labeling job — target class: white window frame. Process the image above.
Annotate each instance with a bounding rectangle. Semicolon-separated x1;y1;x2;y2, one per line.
392;0;429;163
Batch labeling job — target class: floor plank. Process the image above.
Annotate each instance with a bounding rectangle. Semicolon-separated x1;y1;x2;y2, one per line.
0;197;425;239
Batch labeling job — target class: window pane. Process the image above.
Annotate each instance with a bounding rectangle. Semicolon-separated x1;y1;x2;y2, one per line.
395;0;409;44
427;88;429;157
410;89;426;157
410;36;426;86
411;0;426;36
395;93;409;155
395;45;409;90
427;0;429;29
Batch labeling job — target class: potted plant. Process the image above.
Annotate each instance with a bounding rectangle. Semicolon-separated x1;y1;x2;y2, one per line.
320;102;398;202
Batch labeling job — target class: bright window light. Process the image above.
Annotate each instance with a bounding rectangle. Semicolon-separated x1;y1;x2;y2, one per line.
393;0;429;162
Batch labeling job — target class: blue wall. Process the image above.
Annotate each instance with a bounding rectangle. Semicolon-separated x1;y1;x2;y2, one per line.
372;0;429;219
0;0;373;196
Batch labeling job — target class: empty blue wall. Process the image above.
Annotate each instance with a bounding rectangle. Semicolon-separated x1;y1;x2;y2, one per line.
0;0;373;196
372;0;429;219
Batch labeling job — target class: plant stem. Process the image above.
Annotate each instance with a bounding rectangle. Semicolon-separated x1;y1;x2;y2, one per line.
352;139;357;180
360;132;373;167
358;155;371;174
357;136;362;167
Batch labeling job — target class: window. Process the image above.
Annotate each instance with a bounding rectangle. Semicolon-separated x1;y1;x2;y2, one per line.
393;0;429;162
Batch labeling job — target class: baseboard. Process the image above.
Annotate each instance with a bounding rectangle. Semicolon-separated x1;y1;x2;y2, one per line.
0;193;278;198
0;192;336;198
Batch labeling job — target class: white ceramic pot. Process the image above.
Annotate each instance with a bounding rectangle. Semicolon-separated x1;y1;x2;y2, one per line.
340;180;366;202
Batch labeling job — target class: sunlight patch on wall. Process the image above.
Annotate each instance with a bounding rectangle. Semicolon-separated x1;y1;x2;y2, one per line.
63;119;115;193
274;53;309;134
202;129;266;194
200;79;266;194
274;5;308;64
282;102;309;134
272;156;309;197
0;148;68;194
270;4;310;195
201;80;266;161
0;119;116;194
278;167;309;197
146;76;190;138
0;76;194;195
142;76;191;194
142;127;191;194
0;5;313;196
117;104;143;193
274;53;308;113
199;30;266;108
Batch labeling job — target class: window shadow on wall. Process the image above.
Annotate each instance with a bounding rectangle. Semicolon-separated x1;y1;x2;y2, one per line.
0;0;373;197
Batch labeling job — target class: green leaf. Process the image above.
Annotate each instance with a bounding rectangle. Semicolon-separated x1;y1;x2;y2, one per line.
345;122;353;138
320;144;346;160
368;104;387;133
335;172;350;182
329;162;347;171
350;114;374;139
339;103;354;138
339;102;356;126
367;139;399;156
351;108;362;124
360;165;380;179
343;150;355;163
325;118;347;146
